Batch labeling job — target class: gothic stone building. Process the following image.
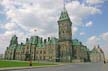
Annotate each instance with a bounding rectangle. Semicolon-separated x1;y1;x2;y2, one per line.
90;45;105;63
5;7;90;62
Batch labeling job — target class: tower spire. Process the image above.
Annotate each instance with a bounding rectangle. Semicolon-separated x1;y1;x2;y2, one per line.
63;0;66;10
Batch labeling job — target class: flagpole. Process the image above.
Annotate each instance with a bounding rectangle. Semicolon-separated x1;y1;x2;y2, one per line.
64;0;66;9
63;0;66;11
63;0;65;8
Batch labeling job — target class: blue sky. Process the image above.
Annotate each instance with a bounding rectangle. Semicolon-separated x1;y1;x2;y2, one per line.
0;0;108;57
74;1;108;41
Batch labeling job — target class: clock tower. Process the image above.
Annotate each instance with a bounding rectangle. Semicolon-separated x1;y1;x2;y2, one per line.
58;7;72;62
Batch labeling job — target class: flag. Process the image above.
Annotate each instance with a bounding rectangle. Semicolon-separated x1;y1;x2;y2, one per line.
34;29;37;32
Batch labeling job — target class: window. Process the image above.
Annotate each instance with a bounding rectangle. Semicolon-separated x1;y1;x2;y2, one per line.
36;51;38;54
43;56;45;60
27;46;29;49
44;51;46;54
63;31;64;33
40;50;42;54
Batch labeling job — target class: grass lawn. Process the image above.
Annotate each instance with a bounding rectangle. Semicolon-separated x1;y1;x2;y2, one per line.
0;60;56;68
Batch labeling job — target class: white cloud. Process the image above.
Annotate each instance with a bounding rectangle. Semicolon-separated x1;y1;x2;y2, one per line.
86;0;104;5
0;36;10;54
66;1;101;26
85;21;93;27
4;23;17;30
101;32;108;41
0;31;13;54
4;31;15;36
88;36;99;41
4;0;59;37
86;33;108;57
80;32;85;35
0;30;28;54
72;26;78;35
0;0;105;54
86;36;100;50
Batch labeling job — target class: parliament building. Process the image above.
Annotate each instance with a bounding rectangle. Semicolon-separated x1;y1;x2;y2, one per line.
5;7;104;63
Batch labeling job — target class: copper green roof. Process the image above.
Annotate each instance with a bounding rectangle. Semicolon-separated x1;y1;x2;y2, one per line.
72;39;82;46
51;37;58;44
36;37;58;48
30;36;38;44
58;7;70;21
81;46;88;52
26;38;30;44
10;35;18;46
37;43;43;48
16;44;23;50
8;44;17;50
48;37;58;45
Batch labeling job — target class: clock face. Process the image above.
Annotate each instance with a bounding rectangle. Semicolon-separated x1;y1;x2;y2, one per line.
60;23;68;30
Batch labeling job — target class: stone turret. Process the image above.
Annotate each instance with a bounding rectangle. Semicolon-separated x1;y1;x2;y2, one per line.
48;37;50;41
41;37;43;43
90;45;105;63
21;42;23;45
44;39;47;44
10;35;18;46
26;38;29;44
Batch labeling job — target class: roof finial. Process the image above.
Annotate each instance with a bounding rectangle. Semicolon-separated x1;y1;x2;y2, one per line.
63;0;65;8
97;44;100;48
63;0;66;10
